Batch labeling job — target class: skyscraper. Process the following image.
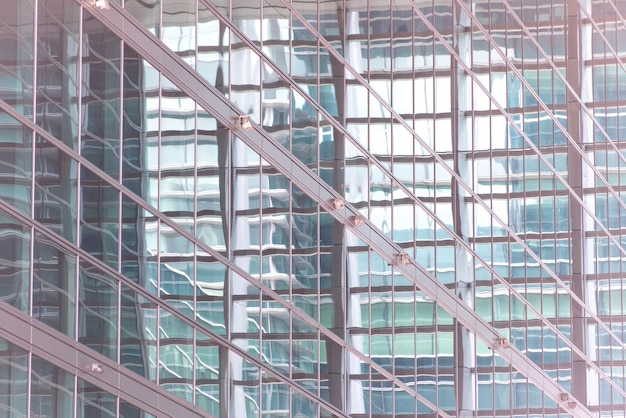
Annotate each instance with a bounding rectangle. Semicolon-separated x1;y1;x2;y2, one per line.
1;0;626;416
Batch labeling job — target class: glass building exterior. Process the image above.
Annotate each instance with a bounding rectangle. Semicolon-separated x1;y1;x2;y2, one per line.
3;0;626;416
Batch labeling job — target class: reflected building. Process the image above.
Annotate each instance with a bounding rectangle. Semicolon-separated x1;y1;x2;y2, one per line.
2;0;626;417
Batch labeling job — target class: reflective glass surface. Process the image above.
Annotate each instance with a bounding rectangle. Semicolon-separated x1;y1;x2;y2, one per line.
2;0;626;416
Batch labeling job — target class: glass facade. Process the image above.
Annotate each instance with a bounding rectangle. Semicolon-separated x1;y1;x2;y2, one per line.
2;0;626;416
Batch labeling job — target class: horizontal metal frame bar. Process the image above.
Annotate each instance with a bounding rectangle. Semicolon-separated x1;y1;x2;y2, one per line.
0;295;210;418
80;1;589;416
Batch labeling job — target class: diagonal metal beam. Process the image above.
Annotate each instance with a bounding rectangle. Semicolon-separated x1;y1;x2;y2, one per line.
78;1;593;416
0;295;211;418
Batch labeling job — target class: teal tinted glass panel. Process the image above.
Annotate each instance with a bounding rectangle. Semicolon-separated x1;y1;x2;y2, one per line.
0;337;28;418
